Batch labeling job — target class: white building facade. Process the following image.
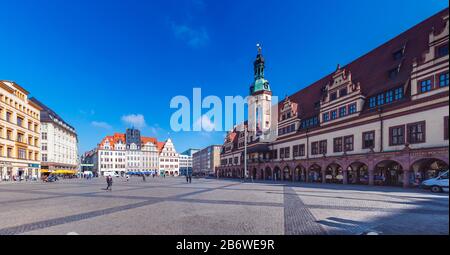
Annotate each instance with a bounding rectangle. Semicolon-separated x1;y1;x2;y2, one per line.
30;98;78;171
158;138;180;176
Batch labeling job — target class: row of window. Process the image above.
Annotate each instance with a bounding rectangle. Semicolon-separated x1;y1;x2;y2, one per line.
328;87;348;102
0;94;40;120
0;146;38;160
270;119;447;158
369;87;404;108
323;103;357;122
389;121;427;145
0;127;39;146
278;123;297;136
1;110;39;132
418;72;449;94
300;116;319;130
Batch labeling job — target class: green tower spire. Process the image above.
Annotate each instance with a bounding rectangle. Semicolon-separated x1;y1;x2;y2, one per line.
250;44;271;95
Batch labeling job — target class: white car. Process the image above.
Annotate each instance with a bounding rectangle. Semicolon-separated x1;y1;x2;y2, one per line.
104;172;120;178
421;170;449;193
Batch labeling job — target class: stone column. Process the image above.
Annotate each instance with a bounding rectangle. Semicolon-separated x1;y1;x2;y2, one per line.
368;161;375;186
343;170;348;185
403;170;411;188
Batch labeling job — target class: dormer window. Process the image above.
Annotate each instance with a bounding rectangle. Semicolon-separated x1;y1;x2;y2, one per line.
436;43;449;58
330;92;337;101
388;68;399;79
393;50;404;60
314;101;320;110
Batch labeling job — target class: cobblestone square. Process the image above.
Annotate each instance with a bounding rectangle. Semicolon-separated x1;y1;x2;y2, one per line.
0;177;448;235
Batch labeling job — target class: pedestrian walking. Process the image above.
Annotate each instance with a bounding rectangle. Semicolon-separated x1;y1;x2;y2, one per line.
106;176;112;191
189;174;192;184
142;174;146;182
186;174;189;183
105;176;110;190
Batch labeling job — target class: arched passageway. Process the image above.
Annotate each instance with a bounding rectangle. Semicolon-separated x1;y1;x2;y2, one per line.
294;165;307;182
374;160;404;186
347;162;369;185
308;164;322;183
325;163;344;184
265;167;272;180
283;166;292;181
274;167;281;181
410;158;449;186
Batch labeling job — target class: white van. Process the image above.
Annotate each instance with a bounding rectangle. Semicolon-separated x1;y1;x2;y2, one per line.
104;172;119;178
421;170;449;193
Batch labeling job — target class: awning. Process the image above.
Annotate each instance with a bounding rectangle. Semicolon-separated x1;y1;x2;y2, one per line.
52;170;77;175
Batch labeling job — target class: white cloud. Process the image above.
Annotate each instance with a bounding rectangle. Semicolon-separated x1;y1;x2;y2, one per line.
195;115;216;131
171;23;209;48
91;121;112;129
121;114;146;128
149;124;165;136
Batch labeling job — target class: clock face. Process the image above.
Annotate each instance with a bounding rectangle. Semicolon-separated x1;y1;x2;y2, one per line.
264;84;268;90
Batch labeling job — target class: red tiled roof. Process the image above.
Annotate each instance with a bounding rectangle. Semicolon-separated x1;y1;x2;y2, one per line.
141;137;157;145
156;142;166;152
283;8;449;119
99;133;158;149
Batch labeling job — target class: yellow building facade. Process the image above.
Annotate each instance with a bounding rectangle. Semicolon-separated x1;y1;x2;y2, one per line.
0;80;42;181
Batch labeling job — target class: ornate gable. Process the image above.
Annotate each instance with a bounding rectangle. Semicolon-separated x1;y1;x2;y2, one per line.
322;65;361;104
279;96;298;121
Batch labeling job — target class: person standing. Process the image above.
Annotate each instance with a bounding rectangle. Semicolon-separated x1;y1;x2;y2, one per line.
142;174;146;182
186;174;189;183
109;176;113;191
188;173;192;184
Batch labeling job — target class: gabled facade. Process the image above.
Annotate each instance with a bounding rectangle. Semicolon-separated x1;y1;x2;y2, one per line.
158;138;180;176
218;8;449;188
94;129;169;176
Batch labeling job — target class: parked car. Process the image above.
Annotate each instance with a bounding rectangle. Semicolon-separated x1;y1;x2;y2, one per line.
45;175;58;182
104;172;120;178
421;170;449;193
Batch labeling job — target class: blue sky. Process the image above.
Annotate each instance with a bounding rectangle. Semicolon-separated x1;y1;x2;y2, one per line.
0;0;448;154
